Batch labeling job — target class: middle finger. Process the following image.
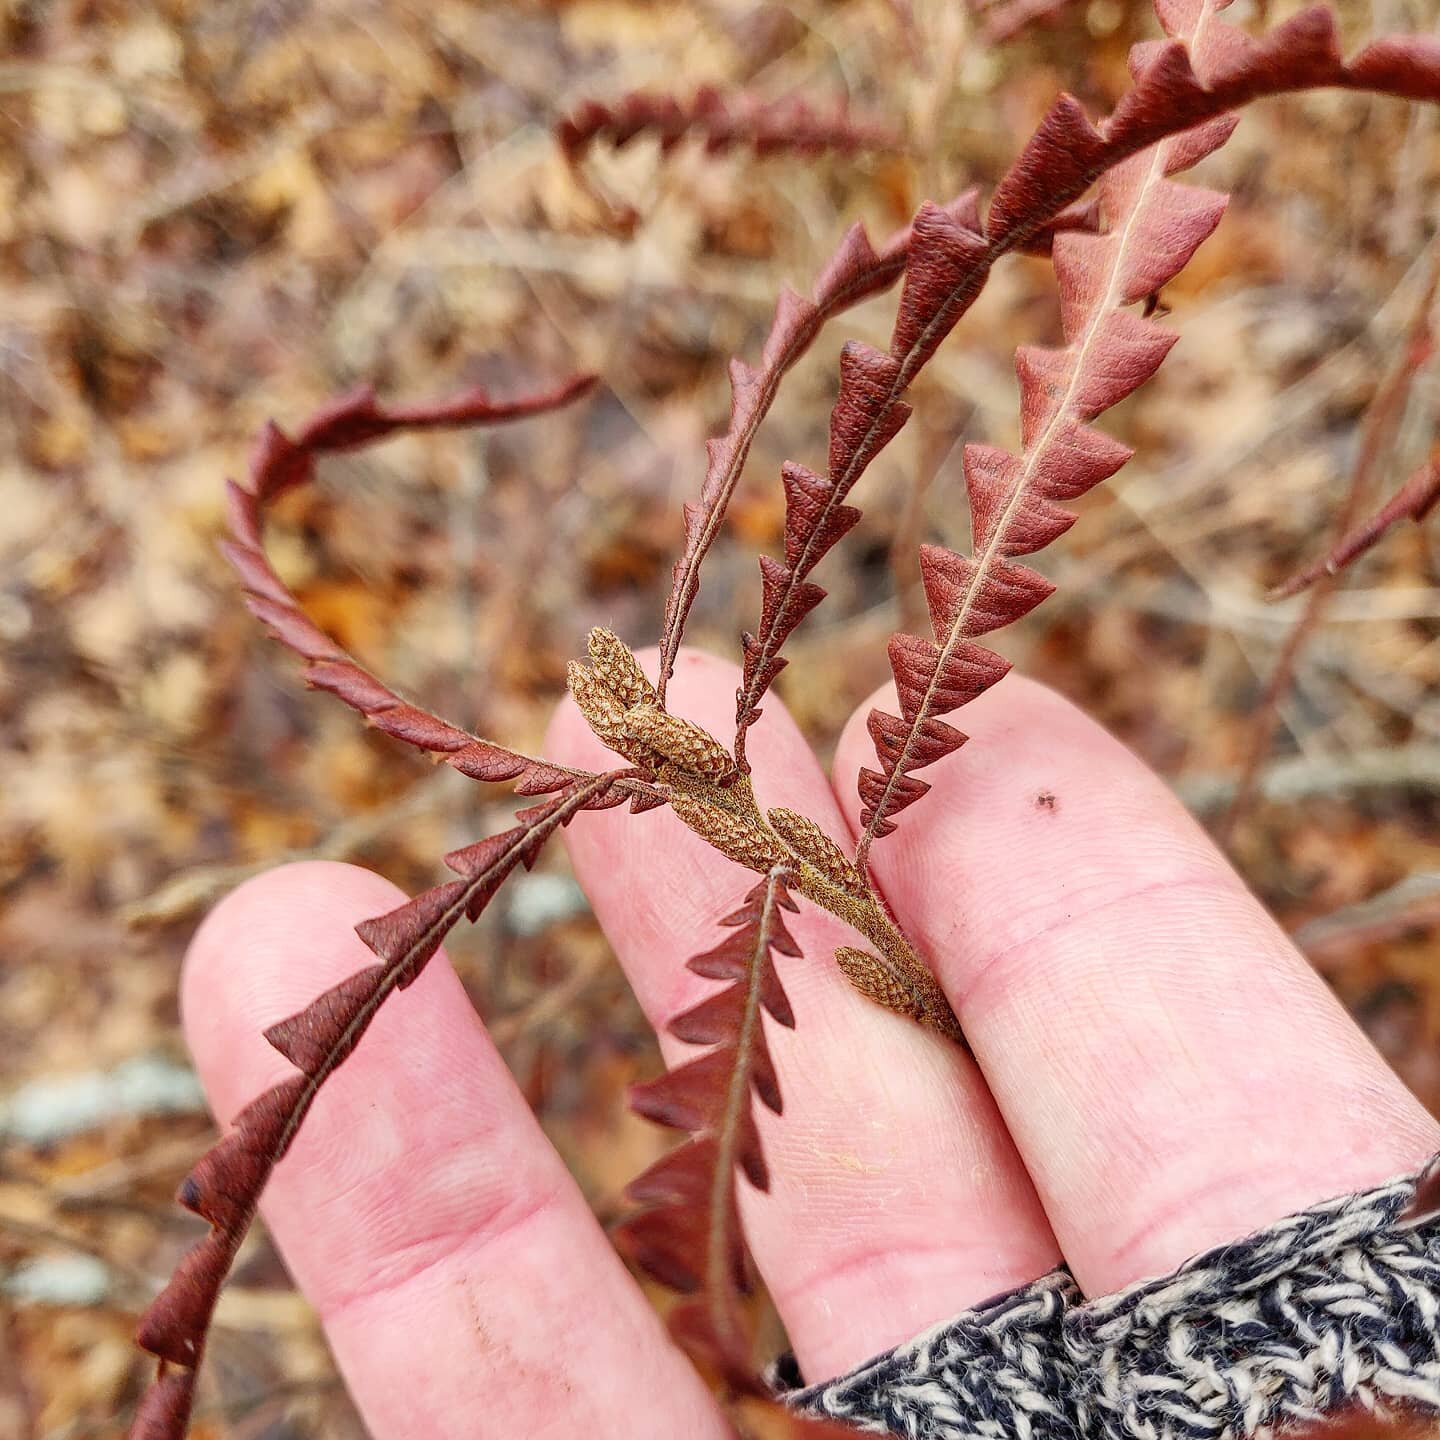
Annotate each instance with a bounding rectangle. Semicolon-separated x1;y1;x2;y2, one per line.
545;646;1060;1383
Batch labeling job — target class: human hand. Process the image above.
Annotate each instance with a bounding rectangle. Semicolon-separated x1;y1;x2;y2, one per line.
180;650;1440;1438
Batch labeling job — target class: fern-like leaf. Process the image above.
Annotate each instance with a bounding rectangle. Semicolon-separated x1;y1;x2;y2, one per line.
657;201;972;704
130;773;627;1440
858;4;1237;851
735;1;1440;779
556;86;902;163
851;0;1440;856
656;196;1104;706
222;377;615;799
615;868;801;1387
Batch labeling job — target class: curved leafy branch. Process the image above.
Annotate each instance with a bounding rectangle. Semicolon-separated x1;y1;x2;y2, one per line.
614;868;802;1387
131;375;656;1439
858;0;1235;854
656;198;1106;706
222;376;626;798
655;216;932;705
130;9;1440;1432
130;773;628;1440
556;86;903;164
733;1;1440;781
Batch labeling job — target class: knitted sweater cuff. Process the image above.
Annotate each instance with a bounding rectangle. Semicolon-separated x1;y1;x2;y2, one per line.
780;1153;1440;1439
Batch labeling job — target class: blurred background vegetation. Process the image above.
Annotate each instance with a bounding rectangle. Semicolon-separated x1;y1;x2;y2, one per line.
2;0;1439;1433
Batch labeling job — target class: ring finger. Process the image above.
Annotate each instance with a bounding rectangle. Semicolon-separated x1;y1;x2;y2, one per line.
832;674;1440;1297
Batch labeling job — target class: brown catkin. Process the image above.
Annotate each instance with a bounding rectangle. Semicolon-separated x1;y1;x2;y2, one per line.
834;947;926;1021
567;662;657;769
835;946;965;1043
768;808;869;897
667;792;784;872
625;706;735;778
587;628;657;710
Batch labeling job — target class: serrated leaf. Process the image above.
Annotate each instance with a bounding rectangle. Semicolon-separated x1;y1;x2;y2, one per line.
617;870;801;1389
132;775;620;1435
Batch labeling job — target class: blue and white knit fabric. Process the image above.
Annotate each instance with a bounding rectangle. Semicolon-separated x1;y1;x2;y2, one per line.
786;1155;1440;1439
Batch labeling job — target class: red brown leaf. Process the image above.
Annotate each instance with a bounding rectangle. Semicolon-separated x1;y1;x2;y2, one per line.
657;205;963;706
128;1370;196;1440
556;85;903;162
221;378;612;803
130;775;622;1438
854;0;1295;858
615;870;802;1389
656;193;1103;707
711;1;1437;827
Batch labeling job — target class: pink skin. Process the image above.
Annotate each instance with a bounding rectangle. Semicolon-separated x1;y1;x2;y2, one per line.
181;649;1440;1439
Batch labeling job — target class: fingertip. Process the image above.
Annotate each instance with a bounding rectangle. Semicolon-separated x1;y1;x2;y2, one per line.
835;671;1440;1294
834;671;1187;866
175;871;730;1439
542;643;1059;1375
183;859;398;982
177;858;581;1319
180;861;423;1120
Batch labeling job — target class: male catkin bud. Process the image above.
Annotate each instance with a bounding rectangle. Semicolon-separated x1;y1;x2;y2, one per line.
667;792;784;872
587;628;656;710
567;661;627;741
566;661;660;770
768;807;869;896
624;706;735;778
834;947;924;1022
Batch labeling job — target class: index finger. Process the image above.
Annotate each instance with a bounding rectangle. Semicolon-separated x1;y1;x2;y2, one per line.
180;861;728;1440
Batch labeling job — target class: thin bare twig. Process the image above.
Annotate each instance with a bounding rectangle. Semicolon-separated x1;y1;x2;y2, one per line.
1293;873;1440;962
1179;743;1440;812
1221;241;1440;839
120;771;459;928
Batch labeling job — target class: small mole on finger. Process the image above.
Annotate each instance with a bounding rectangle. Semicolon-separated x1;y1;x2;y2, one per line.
1035;790;1057;812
